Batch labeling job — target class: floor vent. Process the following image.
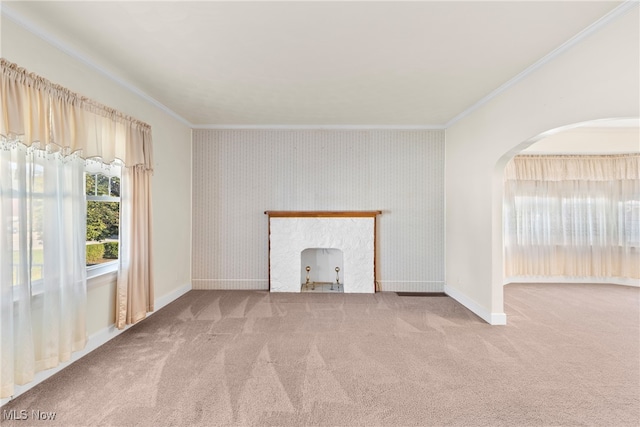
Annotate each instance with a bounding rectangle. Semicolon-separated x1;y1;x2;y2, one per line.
396;292;447;297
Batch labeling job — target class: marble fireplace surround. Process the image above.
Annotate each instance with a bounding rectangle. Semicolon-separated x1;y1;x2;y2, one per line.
265;211;381;293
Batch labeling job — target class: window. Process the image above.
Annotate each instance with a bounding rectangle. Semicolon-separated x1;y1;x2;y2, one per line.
8;160;45;286
2;58;154;398
85;167;121;268
9;159;122;283
4;147;89;292
622;200;640;247
506;186;638;248
503;158;639;279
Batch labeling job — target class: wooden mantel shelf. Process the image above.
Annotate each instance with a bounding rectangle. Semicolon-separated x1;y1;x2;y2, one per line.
265;211;382;218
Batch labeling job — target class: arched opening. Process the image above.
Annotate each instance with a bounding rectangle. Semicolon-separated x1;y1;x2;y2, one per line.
493;118;639;319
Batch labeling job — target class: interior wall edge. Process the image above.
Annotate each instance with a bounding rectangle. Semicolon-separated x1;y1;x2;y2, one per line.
444;283;505;325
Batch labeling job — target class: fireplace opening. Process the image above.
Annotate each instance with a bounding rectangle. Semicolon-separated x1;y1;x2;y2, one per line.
301;248;344;292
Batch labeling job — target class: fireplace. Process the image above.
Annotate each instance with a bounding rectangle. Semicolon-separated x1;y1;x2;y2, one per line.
265;211;381;293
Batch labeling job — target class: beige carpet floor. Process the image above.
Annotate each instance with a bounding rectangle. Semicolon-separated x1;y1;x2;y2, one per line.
2;283;639;426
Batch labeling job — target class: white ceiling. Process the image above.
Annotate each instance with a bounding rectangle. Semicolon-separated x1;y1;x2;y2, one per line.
2;1;629;127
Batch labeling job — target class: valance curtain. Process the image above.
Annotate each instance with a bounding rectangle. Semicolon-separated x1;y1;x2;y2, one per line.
504;154;640;281
1;59;153;169
1;58;154;399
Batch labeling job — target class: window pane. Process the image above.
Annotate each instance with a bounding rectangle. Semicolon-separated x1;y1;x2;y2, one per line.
86;201;120;266
110;176;120;197
86;201;119;241
96;175;110;196
86;173;96;196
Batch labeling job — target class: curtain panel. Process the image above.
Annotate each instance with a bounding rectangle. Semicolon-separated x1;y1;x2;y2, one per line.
504;154;640;281
117;166;154;329
1;58;154;398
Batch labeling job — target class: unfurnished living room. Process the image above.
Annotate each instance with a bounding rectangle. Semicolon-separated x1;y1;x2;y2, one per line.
1;1;639;426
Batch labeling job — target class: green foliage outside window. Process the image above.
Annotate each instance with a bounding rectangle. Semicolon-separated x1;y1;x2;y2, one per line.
86;174;120;242
103;242;119;259
86;201;119;241
86;243;105;264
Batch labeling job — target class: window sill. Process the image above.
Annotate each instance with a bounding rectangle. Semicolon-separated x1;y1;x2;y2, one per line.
17;263;118;303
87;261;118;280
87;261;118;289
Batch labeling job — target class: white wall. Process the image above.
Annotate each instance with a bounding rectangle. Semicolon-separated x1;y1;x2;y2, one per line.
445;9;639;324
1;18;192;336
192;129;445;293
522;126;639;154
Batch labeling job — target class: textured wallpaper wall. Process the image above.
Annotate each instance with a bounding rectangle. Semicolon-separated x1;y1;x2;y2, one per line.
192;129;444;292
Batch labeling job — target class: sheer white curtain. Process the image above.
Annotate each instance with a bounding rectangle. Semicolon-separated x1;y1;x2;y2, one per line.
0;139;87;398
504;154;640;281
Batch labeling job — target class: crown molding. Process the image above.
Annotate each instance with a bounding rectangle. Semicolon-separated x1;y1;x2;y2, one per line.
191;124;446;130
444;0;640;129
1;3;193;128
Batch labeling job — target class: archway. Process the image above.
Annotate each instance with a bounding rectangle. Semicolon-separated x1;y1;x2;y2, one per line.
492;117;639;323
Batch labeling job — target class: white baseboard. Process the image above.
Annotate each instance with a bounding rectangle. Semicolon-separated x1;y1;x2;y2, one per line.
192;279;269;290
443;284;507;326
155;282;192;310
378;281;445;292
1;282;192;406
505;276;639;287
